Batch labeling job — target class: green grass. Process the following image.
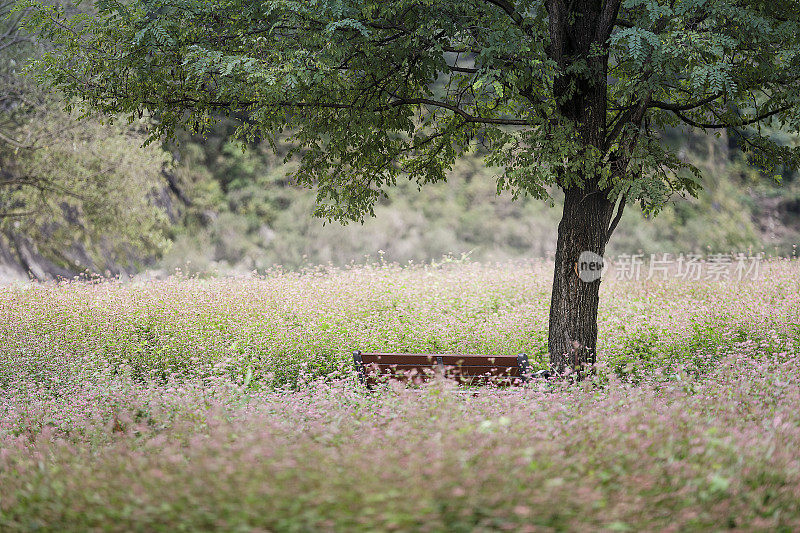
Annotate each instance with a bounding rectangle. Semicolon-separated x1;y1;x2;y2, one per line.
0;260;799;531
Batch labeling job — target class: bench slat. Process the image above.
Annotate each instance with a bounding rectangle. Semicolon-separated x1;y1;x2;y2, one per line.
360;353;519;366
354;351;532;389
365;364;520;377
441;355;518;366
360;354;437;365
365;374;525;387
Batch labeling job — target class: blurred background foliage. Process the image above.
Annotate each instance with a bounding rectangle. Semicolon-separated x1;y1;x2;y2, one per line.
158;122;799;275
0;0;170;280
1;2;798;280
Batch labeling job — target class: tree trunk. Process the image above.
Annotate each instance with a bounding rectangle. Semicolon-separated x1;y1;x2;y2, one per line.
543;0;623;374
548;187;615;373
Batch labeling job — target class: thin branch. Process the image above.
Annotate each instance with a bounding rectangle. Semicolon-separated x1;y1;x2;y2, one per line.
606;194;626;241
673;104;791;129
0;210;35;219
606;92;651;147
648;92;724;112
481;0;534;36
0;129;32;149
448;65;478;74
388;97;533;125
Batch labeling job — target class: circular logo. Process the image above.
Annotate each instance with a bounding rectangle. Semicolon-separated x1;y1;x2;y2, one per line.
576;251;606;283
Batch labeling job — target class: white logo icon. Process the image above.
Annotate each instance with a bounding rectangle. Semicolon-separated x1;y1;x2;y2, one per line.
576;251;607;282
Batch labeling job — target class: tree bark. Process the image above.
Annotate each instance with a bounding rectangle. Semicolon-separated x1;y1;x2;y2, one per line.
548;187;615;373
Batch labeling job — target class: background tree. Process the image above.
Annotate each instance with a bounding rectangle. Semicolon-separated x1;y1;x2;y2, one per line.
0;0;172;279
21;0;800;370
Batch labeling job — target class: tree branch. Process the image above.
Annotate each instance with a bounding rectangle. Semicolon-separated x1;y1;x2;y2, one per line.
596;0;623;43
0;129;32;149
481;0;533;36
673;104;791;129
606;92;651;147
545;0;566;65
606;194;626;241
447;65;478;74
388;97;533;125
648;92;724;112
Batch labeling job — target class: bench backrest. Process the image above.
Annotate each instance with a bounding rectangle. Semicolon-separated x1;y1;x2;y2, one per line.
353;351;532;388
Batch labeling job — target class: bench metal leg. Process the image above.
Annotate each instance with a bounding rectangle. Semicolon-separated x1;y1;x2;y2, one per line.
353;350;369;389
517;353;532;383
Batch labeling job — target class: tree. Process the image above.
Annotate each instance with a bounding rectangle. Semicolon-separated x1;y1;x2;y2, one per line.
21;0;800;370
0;1;172;279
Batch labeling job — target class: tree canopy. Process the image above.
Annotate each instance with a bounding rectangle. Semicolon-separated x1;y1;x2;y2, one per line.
20;0;800;223
19;0;800;367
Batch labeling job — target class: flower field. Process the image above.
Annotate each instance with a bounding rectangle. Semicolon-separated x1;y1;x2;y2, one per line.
1;260;799;531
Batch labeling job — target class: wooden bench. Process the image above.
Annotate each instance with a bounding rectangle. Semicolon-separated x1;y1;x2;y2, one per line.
353;351;533;389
